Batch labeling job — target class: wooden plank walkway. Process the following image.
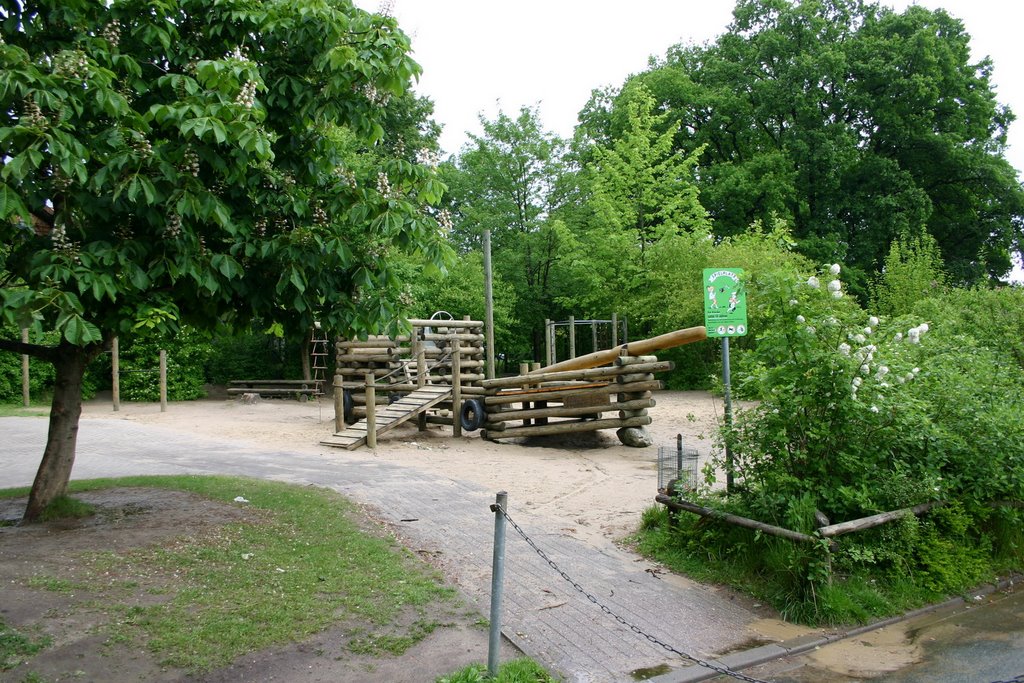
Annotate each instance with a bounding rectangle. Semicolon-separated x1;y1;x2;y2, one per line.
319;385;452;450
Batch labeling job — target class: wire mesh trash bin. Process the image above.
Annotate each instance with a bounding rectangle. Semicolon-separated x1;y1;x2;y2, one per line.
658;434;699;495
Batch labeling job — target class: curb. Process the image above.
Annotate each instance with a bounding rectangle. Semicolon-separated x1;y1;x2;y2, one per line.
648;574;1020;683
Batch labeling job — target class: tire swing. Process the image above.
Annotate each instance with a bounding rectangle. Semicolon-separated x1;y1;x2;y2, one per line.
459;398;485;432
342;389;354;423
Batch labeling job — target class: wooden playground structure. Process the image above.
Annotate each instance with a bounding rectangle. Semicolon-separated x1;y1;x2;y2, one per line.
320;318;707;450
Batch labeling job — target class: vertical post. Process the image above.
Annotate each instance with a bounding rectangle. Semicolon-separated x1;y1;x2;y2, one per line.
365;372;376;448
334;375;344;432
488;491;508;678
415;327;427;431
568;315;576;359
21;328;30;407
544;319;551;369
483;228;496;380
623;316;629;344
548;321;556;366
722;337;734;494
111;336;120;412
452;338;462;438
159;349;167;412
518;362;531;426
591;320;598;355
611;313;618;349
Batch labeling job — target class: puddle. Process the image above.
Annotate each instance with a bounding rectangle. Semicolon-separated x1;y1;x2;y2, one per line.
630;663;673;680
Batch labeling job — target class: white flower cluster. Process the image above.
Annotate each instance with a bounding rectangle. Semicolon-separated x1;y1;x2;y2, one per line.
416;147;439;168
376;171;392;197
50;222;75;253
236;80;257;109
437;209;453;233
907;323;929;344
102;20;122;47
334;166;357;189
254;218;268;238
182;149;200;177
226;46;251;63
53;50;89;80
360;82;391;107
377;0;395;16
21;97;47;128
165;212;182;238
134;137;153;158
312;202;328;227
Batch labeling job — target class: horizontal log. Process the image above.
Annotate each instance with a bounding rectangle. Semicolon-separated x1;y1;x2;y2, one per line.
336;341;398;351
407;318;483;329
617;390;653;401
616;372;655;384
618;409;648;418
480;361;674;389
529;326;706;374
484;380;662;406
336;353;394;363
484;415;652;440
817;502;945;538
425;415;455;426
614;355;659;366
488;398;654;423
655;495;826;546
422;332;485;342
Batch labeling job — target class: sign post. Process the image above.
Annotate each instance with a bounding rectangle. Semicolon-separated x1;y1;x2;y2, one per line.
703;268;748;494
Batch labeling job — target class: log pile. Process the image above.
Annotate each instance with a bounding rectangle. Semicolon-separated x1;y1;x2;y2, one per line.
333;318;486;426
479;354;673;441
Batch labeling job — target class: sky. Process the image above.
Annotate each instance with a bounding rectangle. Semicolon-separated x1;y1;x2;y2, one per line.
353;0;1024;277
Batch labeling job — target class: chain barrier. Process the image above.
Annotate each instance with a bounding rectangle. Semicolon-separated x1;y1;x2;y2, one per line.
990;676;1024;683
492;503;771;683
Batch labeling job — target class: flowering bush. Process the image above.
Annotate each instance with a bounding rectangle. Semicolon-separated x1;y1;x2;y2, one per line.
724;264;1023;570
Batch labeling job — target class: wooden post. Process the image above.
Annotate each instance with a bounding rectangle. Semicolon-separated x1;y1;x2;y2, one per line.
519;361;531;426
591;320;598;355
548;321;556;366
159;349;167;412
365;372;376;448
334;375;344;432
568;315;576;359
544;319;552;369
111;336;120;412
611;313;618;348
415;328;427;431
21;328;30;407
452;338;462;437
483;229;496;380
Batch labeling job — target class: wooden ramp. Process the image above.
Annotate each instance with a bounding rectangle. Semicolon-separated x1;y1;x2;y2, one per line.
320;385;452;450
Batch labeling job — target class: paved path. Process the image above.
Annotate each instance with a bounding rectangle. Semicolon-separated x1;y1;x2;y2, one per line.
1;416;760;682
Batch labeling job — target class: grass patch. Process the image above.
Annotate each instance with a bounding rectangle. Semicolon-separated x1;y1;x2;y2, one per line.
5;475;458;673
437;657;555;683
0;404;50;417
39;495;95;522
0;621;50;671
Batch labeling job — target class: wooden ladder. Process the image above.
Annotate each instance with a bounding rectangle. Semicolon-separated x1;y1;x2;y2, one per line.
320;385;452;450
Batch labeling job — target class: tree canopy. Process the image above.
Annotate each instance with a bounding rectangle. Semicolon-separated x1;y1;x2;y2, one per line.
0;0;448;520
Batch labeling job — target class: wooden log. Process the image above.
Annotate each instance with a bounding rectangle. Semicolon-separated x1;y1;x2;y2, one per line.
480;361;674;389
423;332;485;343
483;415;651;440
336;367;393;377
655;495;824;546
365;373;376;448
528;327;706;375
616;372;655;384
407;318;483;329
336;353;394;363
425;415;455;426
489;398;654;422
337;339;397;349
618;409;649;418
817;502;945;538
452;339;462;437
613;355;659;366
484;380;662;406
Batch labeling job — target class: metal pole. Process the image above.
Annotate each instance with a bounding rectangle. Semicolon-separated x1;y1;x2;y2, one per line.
21;328;29;407
488;491;508;678
483;228;496;380
722;337;734;493
159;349;167;412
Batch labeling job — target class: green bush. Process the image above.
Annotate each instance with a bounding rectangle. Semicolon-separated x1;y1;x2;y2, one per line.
204;325;304;385
645;263;1024;622
0;324;98;404
117;329;211;402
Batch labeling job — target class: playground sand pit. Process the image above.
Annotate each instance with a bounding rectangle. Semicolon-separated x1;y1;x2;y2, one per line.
79;389;730;545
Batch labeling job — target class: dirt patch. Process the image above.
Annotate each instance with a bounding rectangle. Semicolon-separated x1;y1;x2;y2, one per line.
0;488;513;682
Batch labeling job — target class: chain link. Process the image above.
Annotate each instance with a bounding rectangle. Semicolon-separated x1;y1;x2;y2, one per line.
990;676;1024;683
492;503;770;683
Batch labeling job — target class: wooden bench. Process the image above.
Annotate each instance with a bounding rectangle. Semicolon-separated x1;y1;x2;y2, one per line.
228;380;322;400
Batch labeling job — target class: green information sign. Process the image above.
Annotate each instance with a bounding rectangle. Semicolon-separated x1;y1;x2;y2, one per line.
703;268;748;338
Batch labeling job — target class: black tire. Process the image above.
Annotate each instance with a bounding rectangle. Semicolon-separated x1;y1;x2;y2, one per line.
459;398;485;432
342;389;354;423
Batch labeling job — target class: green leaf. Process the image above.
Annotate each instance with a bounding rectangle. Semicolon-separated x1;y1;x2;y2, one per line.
0;182;30;221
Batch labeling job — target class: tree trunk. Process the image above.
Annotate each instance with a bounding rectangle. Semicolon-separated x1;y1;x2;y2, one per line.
301;334;311;381
23;341;100;523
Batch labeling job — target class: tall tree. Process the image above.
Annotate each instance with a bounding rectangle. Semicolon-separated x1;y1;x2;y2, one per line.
447;106;568;360
0;0;448;521
619;0;1023;288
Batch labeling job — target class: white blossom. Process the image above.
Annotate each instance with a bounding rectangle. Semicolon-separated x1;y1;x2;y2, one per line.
908;328;921;344
852;376;863;387
789;299;799;306
830;263;842;275
796;315;806;324
827;279;842;292
875;366;889;380
870;405;879;413
864;327;873;335
806;326;816;335
919;323;929;333
912;367;920;375
838;343;851;356
853;333;866;344
894;332;903;342
832;290;843;299
807;276;820;289
868;316;879;327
